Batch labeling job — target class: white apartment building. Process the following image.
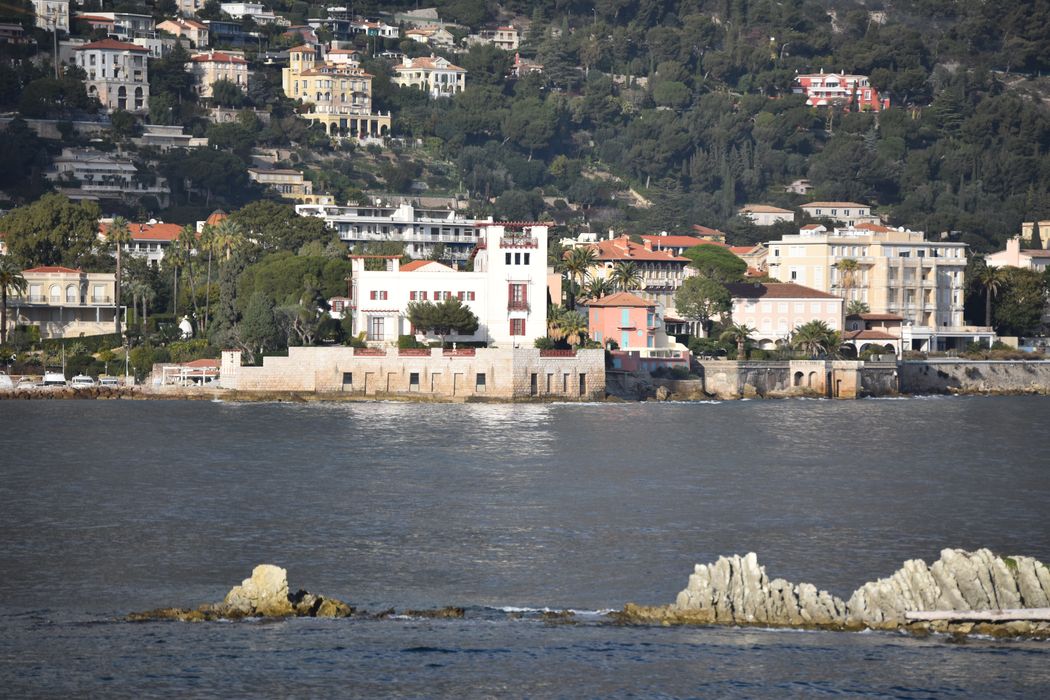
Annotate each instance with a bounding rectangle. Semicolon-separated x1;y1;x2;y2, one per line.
347;224;548;348
76;12;155;42
739;204;794;226
48;148;170;206
75;39;150;113
800;201;880;227
220;2;279;23
766;223;994;351
33;0;69;33
296;201;483;261
393;54;466;98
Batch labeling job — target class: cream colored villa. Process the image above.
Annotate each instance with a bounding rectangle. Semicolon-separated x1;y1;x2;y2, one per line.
5;266;121;339
766;223;994;351
393;55;466;98
187;51;249;99
74;38;150;113
282;45;390;137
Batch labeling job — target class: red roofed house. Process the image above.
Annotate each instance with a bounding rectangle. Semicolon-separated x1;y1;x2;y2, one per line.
725;282;844;349
793;70;889;112
158;357;220;385
5;266;122;339
843;312;903;357
157;18;208;48
74;38;150;112
640;233;726;256
100;220;184;264
187;50;250;99
580;235;693;318
583;292;690;372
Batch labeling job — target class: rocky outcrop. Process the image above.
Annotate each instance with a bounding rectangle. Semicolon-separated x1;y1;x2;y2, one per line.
847;548;1050;629
128;564;355;621
617;549;1050;638
669;552;848;629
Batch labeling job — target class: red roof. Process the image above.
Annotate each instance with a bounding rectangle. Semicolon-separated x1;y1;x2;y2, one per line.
100;222;183;241
191;51;247;64
691;224;726;238
641;234;725;249
584;292;654;308
854;222;892;233
76;38;148;52
843;329;899;341
205;210;228;226
23;266;80;273
730;245;758;255
399;259;450;272
183;358;220;368
588;236;688;263
725;282;840;300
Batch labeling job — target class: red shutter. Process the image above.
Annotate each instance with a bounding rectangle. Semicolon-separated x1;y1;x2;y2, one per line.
370;290;376;300
508;283;513;301
521;284;527;303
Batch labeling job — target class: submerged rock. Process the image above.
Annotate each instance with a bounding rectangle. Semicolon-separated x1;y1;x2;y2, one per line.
620;549;1050;638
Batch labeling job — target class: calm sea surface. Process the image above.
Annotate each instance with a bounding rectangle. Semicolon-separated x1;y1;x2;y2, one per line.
0;396;1047;698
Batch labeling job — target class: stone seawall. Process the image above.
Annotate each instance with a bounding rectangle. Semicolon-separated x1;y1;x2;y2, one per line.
220;347;606;401
900;360;1050;395
694;360;899;399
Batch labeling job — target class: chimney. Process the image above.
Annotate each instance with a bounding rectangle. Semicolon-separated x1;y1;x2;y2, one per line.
608;228;614;241
642;238;652;251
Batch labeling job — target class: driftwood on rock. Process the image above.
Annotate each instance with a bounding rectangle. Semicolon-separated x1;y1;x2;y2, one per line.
617;548;1050;638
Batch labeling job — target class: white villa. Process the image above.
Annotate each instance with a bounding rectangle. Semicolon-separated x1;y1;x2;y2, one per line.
346;224;548;348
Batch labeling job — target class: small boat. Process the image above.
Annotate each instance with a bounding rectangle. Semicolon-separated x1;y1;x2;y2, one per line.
42;372;68;387
71;374;96;387
98;376;122;387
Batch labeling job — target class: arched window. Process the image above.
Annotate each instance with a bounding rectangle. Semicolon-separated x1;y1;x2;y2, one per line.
50;285;61;302
66;285;77;303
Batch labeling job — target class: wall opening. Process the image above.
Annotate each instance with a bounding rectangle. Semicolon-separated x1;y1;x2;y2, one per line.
793;371;804;387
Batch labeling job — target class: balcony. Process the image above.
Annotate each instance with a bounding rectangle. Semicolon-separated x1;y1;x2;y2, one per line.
507;299;529;312
499;235;538;249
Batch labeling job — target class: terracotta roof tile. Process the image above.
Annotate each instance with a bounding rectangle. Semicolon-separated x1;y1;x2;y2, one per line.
803;201;870;209
76;38;148;52
24;266;80;273
587;236;689;262
725;282;840;300
583;292;654;308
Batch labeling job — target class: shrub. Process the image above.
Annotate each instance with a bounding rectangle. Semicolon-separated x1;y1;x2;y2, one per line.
534;336;556;349
398;334;427;349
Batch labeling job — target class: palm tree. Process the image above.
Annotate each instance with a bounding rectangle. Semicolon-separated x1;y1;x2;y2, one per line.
212;218;245;261
834;258;860;302
562;246;598;310
107;217;132;337
791;320;840;358
547;306;588;348
975;264;1004;328
720;322;756;359
846;300;870;316
169;226;194;318
199;223;216;334
0;257;28;345
610;260;643;292
581;276;614;301
129;279;156;333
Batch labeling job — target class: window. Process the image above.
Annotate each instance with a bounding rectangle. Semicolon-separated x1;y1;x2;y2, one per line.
368;316;384;341
510;318;525;336
778;302;788;313
523;253;530;265
475;373;486;391
409;372;419;391
794;303;805;313
370;290;376;300
467;291;475;301
505;252;511;265
790;268;799;281
341;372;352;388
579;374;586;395
410;291;417;300
66;285;77;303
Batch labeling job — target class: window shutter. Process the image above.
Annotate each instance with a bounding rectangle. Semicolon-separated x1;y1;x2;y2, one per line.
521;284;527;303
370;290;376;300
507;283;513;301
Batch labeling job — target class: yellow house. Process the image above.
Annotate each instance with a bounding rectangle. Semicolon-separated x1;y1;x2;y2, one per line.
281;44;390;138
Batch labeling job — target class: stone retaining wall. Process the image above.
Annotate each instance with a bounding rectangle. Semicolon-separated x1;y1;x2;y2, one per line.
693;360;899;399
900;360;1050;395
220;347;606;401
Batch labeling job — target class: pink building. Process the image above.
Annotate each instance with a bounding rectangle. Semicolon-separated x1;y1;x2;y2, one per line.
725;282;844;349
584;292;690;372
793;71;889;111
